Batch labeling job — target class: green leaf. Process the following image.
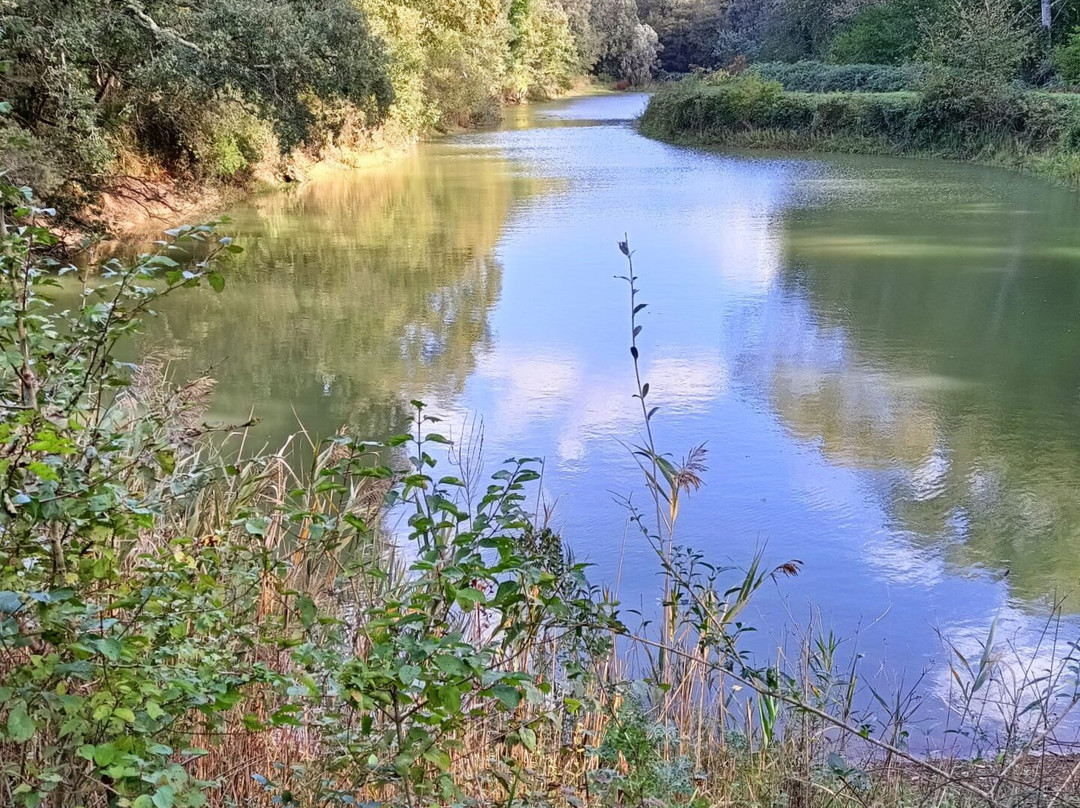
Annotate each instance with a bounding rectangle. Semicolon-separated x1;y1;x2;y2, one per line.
133;797;154;808
93;743;118;766
296;595;316;629
145;701;165;720
519;726;537;751
439;684;462;714
455;587;486;609
98;637;122;661
26;461;59;482
398;664;421;685
423;747;452;771
343;513;368;531
492;684;521;710
152;785;176;808
0;591;22;614
433;655;469;676
393;752;415;775
155;449;176;474
208;270;225;292
6;703;35;743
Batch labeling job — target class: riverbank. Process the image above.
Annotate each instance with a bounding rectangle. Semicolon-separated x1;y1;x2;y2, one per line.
73;127;419;249
639;74;1080;186
66;81;622;247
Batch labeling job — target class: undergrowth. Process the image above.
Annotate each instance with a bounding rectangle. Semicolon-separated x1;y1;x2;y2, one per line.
639;73;1080;186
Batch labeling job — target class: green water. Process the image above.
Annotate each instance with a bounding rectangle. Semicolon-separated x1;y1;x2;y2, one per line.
147;93;1080;715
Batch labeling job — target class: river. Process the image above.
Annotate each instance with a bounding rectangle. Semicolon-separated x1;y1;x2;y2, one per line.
148;92;1080;740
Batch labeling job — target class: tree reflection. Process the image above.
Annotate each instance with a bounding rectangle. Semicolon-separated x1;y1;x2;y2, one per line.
768;160;1080;610
143;144;543;443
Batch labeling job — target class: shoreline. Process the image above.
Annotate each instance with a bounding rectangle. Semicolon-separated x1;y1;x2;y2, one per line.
72;82;620;249
63;138;421;253
638;82;1080;189
637;124;1080;188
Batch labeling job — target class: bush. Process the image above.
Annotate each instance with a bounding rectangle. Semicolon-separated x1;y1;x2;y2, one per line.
919;0;1031;92
1053;26;1080;85
641;72;1080;185
187;101;278;181
0;187;618;807
750;60;924;92
827;1;922;65
0;0;393;200
646;73;784;132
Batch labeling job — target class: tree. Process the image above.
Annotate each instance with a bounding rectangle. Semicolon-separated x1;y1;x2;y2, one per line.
621;22;663;82
713;0;781;65
828;0;927;63
509;0;580;99
640;0;726;72
555;0;660;81
0;0;392;195
920;0;1032;88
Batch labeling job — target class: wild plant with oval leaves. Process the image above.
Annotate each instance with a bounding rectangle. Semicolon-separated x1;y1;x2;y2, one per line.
0;184;619;808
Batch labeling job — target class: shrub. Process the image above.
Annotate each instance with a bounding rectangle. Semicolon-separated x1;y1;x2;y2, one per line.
640;74;917;140
751;60;924;92
827;1;923;65
0;185;618;807
919;0;1031;92
667;73;785;131
1053;26;1080;85
641;71;1080;186
187;101;278;181
0;0;393;199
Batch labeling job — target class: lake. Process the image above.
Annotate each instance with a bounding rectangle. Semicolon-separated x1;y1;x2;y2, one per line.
148;92;1080;742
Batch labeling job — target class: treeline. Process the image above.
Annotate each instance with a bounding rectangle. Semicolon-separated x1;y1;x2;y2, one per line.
0;0;665;226
641;0;1080;185
639;0;1080;83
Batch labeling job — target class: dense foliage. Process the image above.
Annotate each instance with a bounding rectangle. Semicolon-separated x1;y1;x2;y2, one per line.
11;0;1080;224
827;0;927;64
634;0;1080;88
750;60;924;91
641;0;1080;187
0;0;393;197
0;186;619;807
641;72;1080;183
556;0;662;83
1054;26;1080;84
0;0;669;225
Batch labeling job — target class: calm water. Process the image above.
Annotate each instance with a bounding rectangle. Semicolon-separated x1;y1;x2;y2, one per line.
150;93;1080;734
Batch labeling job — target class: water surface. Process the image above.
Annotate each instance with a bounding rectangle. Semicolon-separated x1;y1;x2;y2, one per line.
150;93;1080;738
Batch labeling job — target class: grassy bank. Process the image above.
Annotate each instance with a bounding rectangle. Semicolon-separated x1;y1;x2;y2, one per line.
3;199;1080;807
639;73;1080;185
